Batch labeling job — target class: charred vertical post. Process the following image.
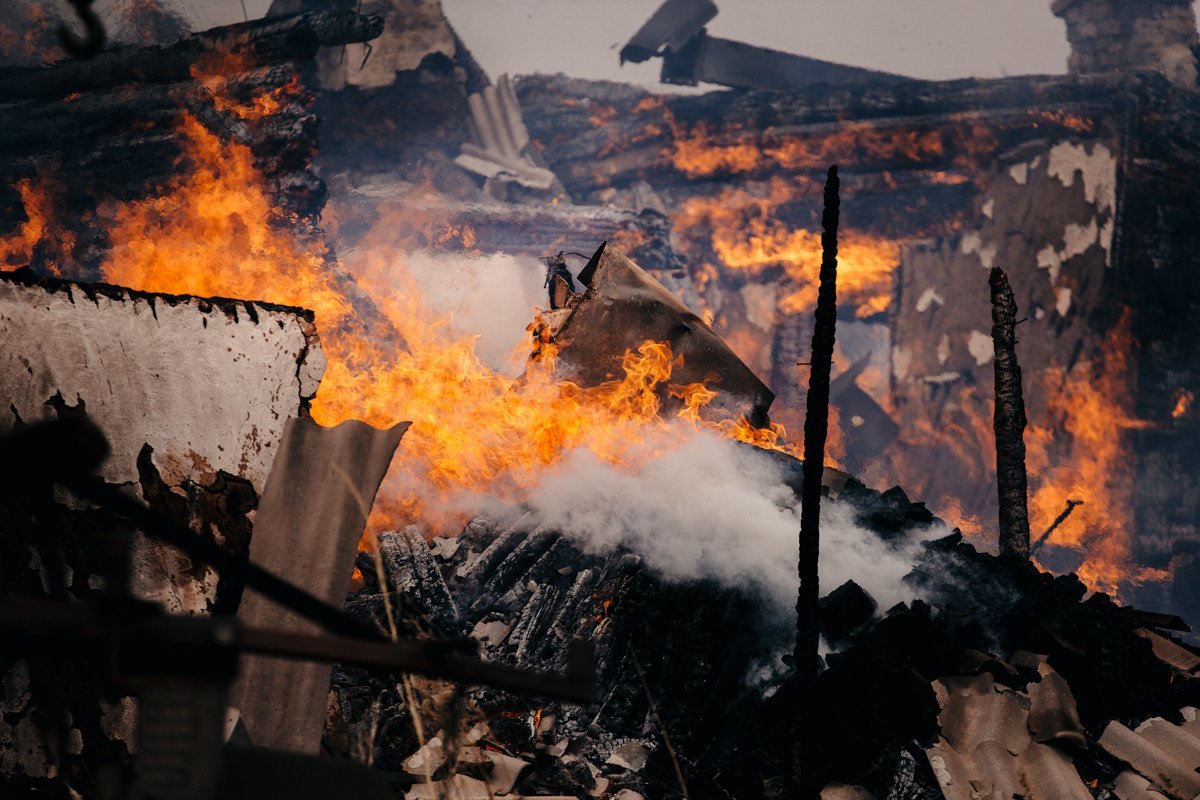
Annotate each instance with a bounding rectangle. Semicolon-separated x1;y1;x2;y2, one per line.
794;165;839;796
989;267;1031;558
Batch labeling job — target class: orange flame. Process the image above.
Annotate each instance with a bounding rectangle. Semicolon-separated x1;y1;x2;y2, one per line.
1171;388;1194;420
0;89;810;539
671;121;945;178
1026;312;1162;593
0;178;74;275
674;178;900;319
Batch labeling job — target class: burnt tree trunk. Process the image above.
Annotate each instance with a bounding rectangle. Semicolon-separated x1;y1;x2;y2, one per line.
794;165;839;796
990;266;1031;558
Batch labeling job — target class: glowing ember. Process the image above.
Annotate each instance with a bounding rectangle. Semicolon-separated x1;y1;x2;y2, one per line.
0;179;72;273
671;120;946;178
1171;388;1194;420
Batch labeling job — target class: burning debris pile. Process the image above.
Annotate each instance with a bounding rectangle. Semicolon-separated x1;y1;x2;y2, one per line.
505;0;1200;626
327;481;1200;799
2;0;1200;798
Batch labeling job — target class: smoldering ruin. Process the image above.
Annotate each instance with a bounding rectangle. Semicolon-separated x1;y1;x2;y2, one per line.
2;0;1200;798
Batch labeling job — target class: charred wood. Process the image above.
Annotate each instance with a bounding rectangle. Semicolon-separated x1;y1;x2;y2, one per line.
0;11;382;103
1031;499;1084;556
378;527;460;631
795;165;840;797
620;0;717;65
661;31;909;91
990;267;1032;559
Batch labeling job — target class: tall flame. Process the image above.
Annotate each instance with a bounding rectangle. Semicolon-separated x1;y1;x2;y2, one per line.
1025;312;1162;594
0;87;803;539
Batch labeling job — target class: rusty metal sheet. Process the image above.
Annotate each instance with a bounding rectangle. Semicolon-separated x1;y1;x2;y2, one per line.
553;243;773;425
230;415;408;753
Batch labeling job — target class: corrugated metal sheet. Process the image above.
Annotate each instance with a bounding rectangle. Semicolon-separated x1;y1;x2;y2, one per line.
1113;769;1171;800
455;74;557;190
1136;628;1200;675
230;415;408;754
925;656;1094;800
1099;711;1200;800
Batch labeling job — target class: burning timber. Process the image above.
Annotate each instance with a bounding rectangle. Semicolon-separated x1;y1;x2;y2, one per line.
509;50;1200;623
3;0;1200;797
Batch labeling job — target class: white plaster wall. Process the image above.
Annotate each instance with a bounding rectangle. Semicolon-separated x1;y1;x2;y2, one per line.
0;276;325;611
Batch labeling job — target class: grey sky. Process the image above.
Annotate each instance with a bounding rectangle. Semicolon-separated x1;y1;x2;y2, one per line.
169;0;1200;85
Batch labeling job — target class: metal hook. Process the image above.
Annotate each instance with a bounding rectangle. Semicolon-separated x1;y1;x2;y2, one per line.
59;0;106;60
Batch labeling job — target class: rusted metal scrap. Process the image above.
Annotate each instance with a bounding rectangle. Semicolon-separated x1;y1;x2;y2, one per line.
989;266;1032;559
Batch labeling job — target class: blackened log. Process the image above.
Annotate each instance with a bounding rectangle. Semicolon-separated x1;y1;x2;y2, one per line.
0;11;382;103
795;165;839;797
661;31;909;91
990;267;1032;559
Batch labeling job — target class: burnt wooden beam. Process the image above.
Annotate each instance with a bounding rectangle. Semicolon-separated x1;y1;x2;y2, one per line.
620;0;717;64
0;10;382;103
794;165;839;796
661;30;909;91
990;267;1032;559
1031;498;1084;555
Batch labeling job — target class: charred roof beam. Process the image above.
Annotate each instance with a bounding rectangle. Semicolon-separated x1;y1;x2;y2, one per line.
622;0;911;91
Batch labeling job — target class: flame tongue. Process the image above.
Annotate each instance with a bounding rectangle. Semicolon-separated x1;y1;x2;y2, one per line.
673;178;900;320
0;95;802;540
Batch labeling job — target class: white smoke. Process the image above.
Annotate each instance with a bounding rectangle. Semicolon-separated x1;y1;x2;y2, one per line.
388;249;943;620
401;250;546;376
491;429;945;618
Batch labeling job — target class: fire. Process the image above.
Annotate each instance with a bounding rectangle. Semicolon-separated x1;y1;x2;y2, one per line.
192;53;306;122
0;91;807;539
1025;312;1161;594
671;120;945;178
674;178;900;318
1171;388;1194;420
0;179;73;274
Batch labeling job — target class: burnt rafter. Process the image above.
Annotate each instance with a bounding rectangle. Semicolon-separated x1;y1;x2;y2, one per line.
795;165;840;796
622;0;909;91
990;266;1032;559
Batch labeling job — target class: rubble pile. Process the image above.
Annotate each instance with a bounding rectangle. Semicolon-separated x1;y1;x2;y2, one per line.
325;461;1200;799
